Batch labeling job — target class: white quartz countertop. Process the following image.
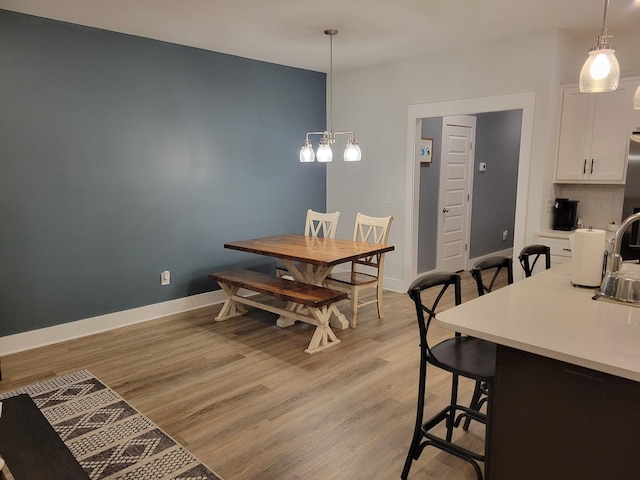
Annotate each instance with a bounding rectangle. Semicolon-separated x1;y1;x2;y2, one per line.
436;261;640;382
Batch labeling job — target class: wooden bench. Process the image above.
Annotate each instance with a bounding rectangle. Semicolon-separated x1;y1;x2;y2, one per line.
209;269;348;354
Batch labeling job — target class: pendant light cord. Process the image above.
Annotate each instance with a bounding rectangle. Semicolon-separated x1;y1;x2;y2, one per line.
601;0;608;34
598;0;610;47
329;32;333;135
325;29;335;136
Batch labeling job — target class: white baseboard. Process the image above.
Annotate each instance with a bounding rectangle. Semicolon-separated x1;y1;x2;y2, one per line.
468;247;514;267
381;276;405;293
0;273;413;356
0;290;230;356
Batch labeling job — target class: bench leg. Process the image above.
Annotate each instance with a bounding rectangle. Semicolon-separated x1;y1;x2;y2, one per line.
215;283;248;320
305;306;341;354
276;301;303;328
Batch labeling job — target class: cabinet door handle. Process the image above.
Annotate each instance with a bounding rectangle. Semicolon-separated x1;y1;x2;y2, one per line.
442;208;450;213
583;159;587;174
591;159;594;174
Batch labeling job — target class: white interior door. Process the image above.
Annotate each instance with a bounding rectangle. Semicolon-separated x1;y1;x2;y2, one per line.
436;116;475;272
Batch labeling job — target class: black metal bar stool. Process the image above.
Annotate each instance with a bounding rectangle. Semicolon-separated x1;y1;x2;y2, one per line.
460;256;514;432
401;272;496;480
470;256;513;296
518;244;551;277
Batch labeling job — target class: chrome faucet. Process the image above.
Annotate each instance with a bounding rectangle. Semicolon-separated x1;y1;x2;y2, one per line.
610;212;640;272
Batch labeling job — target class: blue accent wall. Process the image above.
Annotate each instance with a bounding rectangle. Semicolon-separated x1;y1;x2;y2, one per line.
0;10;327;336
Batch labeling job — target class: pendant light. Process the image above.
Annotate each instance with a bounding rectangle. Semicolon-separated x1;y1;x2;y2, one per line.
579;0;620;93
300;29;361;163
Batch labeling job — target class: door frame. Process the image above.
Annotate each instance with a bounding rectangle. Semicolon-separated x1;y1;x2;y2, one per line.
436;115;476;271
404;92;536;285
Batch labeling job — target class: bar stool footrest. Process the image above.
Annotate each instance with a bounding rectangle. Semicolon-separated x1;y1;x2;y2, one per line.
419;404;487;464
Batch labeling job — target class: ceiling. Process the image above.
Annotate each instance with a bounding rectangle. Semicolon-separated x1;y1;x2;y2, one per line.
1;0;640;72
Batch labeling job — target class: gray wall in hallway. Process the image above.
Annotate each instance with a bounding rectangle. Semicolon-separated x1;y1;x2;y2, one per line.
416;110;521;273
469;110;522;258
0;10;327;336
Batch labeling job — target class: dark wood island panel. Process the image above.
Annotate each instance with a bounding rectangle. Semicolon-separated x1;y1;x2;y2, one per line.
488;345;640;480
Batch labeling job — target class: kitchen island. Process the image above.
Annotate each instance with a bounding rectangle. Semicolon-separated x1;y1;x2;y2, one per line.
437;261;639;480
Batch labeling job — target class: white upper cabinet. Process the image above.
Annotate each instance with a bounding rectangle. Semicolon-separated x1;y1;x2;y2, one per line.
555;80;633;184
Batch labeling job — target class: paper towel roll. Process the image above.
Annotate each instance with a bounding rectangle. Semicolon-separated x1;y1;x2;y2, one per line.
571;228;606;287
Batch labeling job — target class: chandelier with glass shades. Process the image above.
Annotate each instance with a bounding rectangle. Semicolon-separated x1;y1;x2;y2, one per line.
300;29;361;163
579;0;620;93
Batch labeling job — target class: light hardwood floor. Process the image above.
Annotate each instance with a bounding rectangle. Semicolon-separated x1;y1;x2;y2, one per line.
0;271;507;480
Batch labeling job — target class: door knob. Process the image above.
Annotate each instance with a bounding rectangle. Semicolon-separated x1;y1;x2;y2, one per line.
442;208;450;213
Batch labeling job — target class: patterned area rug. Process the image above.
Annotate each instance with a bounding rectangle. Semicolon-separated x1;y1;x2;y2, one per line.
0;370;223;480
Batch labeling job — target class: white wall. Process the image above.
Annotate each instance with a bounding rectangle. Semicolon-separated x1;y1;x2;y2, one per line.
327;29;565;291
328;26;640;292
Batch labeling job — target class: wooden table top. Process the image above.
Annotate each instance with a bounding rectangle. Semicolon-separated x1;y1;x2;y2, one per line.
224;234;394;267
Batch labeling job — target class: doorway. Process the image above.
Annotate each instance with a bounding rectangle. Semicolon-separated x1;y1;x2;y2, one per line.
436;115;476;271
405;92;535;285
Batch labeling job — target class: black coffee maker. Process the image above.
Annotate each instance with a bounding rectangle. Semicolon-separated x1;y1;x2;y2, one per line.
552;198;579;231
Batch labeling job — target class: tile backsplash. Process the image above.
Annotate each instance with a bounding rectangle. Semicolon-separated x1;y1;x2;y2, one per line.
554;184;625;230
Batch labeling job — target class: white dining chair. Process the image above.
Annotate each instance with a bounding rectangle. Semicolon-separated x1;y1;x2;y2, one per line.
325;213;393;327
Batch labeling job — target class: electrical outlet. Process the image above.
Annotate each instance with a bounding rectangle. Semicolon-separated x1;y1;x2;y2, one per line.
161;270;170;286
502;230;508;241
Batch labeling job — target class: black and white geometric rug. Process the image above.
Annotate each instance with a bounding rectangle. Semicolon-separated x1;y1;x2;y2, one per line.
0;370;223;480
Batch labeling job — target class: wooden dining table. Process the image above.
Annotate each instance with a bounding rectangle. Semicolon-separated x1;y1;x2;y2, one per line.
224;234;394;329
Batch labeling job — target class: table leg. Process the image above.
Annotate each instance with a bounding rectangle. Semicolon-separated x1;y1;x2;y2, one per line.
277;260;349;330
327;305;349;330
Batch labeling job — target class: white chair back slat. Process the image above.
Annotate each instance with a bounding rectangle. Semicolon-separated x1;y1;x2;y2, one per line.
305;209;340;238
